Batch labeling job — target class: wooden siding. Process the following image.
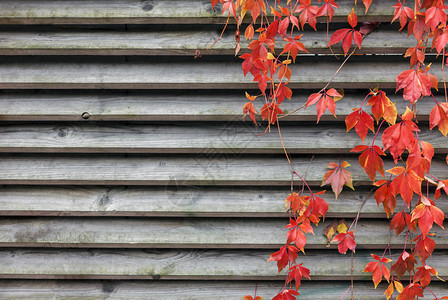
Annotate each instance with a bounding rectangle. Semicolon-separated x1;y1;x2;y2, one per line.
0;1;447;299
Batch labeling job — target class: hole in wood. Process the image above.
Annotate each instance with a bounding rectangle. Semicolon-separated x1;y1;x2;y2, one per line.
82;112;90;119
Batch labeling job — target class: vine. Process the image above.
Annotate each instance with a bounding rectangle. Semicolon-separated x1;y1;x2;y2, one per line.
209;0;448;299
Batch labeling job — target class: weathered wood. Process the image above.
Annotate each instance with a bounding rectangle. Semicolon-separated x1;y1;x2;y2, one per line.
0;123;446;154
0;91;441;122
0;0;408;24
0;56;442;89
0;280;446;299
2;186;446;218
0;249;447;280
0;26;420;55
0;154;446;186
1;217;446;249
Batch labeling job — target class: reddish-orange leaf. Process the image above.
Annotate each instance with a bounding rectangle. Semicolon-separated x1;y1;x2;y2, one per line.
362;0;372;13
413;234;436;263
306;89;341;123
316;0;339;21
287;263;311;290
328;28;363;54
374;180;396;218
243;296;263;300
390;212;416;236
345;108;374;143
429;102;448;136
433;28;448;54
426;3;448;31
363;254;392;288
321;161;354;199
245;24;254;40
294;0;319;30
396;68;434;103
411;196;445;236
392;2;414;30
268;245;298;272
332;231;356;254
347;8;357;28
367;90;397;125
243;101;257;124
260;102;284;124
382;107;419;162
435;179;448;200
404;46;425;68
286;193;308;214
396;283;424;300
351;145;385;182
272;289;300;300
391;251;417;278
413;264;440;287
388;165;423;206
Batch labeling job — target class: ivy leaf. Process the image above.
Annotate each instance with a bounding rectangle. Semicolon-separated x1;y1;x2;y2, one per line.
287;263;311;290
396;68;434;103
272;289;300;300
367;90;397;125
316;0;339;21
410;196;445;236
321;161;354;199
351;145;385;182
391;251;417;278
429;102;448;136
294;0;319;30
396;283;424;300
268;245;298;272
363;254;392;288
374;180;396;218
390;212;416;236
328;28;363;55
413;234;436;263
332;230;356;254
306;88;341;123
392;1;414;30
345;108;374;143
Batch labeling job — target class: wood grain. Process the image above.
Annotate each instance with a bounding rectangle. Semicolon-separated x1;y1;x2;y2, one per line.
0;123;446;154
0;249;447;280
0;154;445;186
0;91;441;122
0;0;409;24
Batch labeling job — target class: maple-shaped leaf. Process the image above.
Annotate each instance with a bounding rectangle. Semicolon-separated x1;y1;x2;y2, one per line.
367;90;397;125
411;196;445;236
332;231;356;254
274;83;292;104
323;219;348;246
351;145;385;182
268;245;298;272
286;192;309;214
433;28;448;54
345;108;374;143
306;88;341;123
392;1;414;30
242;295;263;300
222;0;237;19
391;251;417;278
260;102;284;124
321;161;354;199
396;68;435;103
305;191;329;222
388;165;423;206
390;212;416;236
328;28;363;55
285;218;314;252
404;46;425;68
282;35;308;63
363;254;392;288
272;289;300;300
413;234;436;263
374;180;396;218
429;102;448;136
316;0;339;21
287;263;311;290
294;0;319;30
413;264;442;287
243;98;257;124
407;14;426;41
426;3;448;31
396;283;424;300
382;107;419;161
435;179;448;200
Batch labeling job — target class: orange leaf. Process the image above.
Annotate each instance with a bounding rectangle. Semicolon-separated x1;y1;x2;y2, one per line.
321;161;354;198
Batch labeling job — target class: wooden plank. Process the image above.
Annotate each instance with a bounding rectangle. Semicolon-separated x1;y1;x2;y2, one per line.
1;217;446;249
0;154;446;186
0;186;446;218
2;186;446;218
0;280;446;299
0;123;446;154
0;249;447;280
0;26;419;56
0;56;443;89
0;91;441;122
0;0;407;25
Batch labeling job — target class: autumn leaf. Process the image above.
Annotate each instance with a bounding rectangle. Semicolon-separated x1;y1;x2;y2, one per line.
413;264;443;287
389;212;416;236
287;263;311;290
387;165;423;207
413;234;436;263
243;296;263;300
351;145;385;182
345;108;374;143
268;245;298;272
367;90;397;125
426;3;448;31
391;251;417;278
328;28;363;55
332;230;356;254
323;219;348;246
396;68;435;103
396;283;424;300
294;0;319;30
429;102;448;136
260;102;284;124
363;254;392;288
306;88;341;123
374;180;396;218
285;192;309;214
391;1;414;30
410;196;445;236
243;101;257;124
272;289;300;300
316;0;339;21
404;45;425;68
321;161;354;199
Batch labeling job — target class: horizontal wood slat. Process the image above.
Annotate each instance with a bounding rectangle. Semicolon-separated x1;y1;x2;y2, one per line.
0;27;418;56
0;280;446;299
0;154;446;186
0;123;446;154
0;91;441;122
2;186;446;218
0;0;407;24
0;249;447;280
0;57;441;89
1;217;446;249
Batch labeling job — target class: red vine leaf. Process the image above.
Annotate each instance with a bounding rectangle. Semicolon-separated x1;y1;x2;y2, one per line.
410;196;445;236
243;296;263;300
391;251;417;278
306;88;341;123
363;254;392;288
396;68;435;103
351;145;385;182
374;180;396;218
392;1;414;30
272;289;300;300
396;283;424;299
429;102;448;136
332;230;356;254
287;263;311;290
294;0;319;30
268;245;299;273
316;0;339;21
413;234;436;263
345;108;374;143
367;90;397;125
390;212;416;236
321;161;354;199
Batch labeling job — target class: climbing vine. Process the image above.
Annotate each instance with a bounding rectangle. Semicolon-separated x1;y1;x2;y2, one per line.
209;0;447;299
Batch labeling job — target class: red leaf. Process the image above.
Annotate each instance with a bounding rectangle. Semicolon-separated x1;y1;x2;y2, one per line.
363;254;392;288
287;263;310;290
429;102;448;136
305;89;340;123
391;251;417;278
321;161;354;199
345;108;374;143
367;90;397;125
268;245;298;273
392;2;414;30
351;145;385;182
332;231;356;254
347;8;357;28
396;68;434;103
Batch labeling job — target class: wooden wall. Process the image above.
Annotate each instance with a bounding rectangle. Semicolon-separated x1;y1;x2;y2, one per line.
0;1;446;298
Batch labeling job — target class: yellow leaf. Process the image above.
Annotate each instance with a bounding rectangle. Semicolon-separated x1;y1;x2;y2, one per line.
267;52;275;60
394;280;403;293
337;220;348;234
